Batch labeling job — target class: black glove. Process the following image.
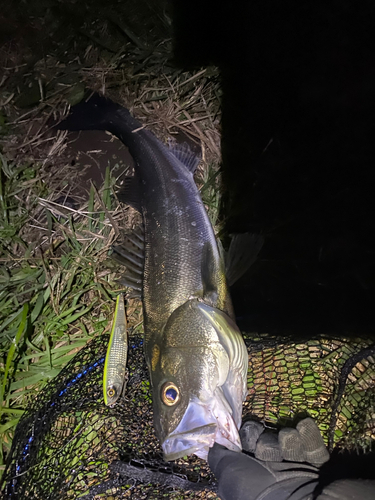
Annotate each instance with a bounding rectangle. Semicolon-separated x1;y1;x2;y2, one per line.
209;417;327;500
209;417;375;500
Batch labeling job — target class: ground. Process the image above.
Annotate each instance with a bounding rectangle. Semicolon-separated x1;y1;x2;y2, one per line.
1;1;375;498
0;2;221;494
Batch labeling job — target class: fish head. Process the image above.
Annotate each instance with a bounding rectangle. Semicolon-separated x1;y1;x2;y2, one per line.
150;300;248;461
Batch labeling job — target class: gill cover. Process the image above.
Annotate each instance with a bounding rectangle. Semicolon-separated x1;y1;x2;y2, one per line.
160;301;248;461
196;302;249;422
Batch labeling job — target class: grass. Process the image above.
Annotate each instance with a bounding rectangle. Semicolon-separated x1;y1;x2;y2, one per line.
0;3;247;497
0;7;224;482
0;154;124;473
199;161;223;233
0;144;223;494
4;1;373;493
1;5;374;494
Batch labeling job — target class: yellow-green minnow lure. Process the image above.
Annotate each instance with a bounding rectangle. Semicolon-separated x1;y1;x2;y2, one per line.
103;294;128;406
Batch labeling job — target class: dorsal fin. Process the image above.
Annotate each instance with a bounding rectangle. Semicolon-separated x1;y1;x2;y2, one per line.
170;143;201;173
110;226;145;297
116;176;142;212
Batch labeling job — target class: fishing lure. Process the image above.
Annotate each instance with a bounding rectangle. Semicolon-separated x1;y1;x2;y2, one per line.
103;294;128;406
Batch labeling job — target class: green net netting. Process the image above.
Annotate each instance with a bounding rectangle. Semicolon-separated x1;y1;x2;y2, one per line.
1;331;374;499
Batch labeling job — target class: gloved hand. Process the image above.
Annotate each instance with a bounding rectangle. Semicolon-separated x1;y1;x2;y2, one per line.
209;417;375;500
208;417;329;500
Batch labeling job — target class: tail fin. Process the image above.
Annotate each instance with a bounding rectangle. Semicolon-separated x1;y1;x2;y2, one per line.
57;93;134;133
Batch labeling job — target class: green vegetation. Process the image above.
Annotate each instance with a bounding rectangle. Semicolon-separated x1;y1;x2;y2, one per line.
0;155;120;473
0;1;232;496
0;6;223;486
199;162;223;233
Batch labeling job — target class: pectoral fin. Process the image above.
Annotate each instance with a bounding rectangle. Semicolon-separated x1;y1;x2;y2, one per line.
111;225;144;297
226;233;264;286
201;241;227;309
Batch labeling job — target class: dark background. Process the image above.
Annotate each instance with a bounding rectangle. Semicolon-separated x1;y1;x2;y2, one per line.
173;0;375;336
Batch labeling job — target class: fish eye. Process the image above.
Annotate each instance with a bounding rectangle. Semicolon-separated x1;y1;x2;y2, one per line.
107;387;116;398
161;382;180;406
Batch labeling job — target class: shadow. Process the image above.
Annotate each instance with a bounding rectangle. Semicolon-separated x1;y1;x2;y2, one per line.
172;0;375;335
319;447;375;484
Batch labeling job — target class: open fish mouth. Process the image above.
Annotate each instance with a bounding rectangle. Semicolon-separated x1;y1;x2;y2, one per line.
162;397;242;461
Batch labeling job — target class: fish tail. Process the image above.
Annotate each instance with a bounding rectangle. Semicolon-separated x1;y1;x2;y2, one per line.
57;93;138;136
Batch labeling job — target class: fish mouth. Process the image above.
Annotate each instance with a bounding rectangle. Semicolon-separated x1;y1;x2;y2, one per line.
161;396;242;461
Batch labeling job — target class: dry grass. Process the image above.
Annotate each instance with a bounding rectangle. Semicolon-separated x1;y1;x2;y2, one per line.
0;2;223;494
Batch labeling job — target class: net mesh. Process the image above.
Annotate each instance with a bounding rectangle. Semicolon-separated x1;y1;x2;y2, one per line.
243;333;375;452
1;331;375;499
